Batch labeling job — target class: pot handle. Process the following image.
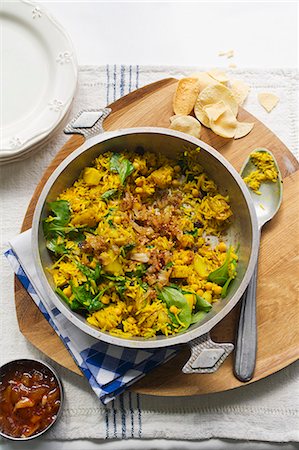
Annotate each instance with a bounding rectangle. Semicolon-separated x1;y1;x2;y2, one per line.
182;332;234;374
64;108;112;139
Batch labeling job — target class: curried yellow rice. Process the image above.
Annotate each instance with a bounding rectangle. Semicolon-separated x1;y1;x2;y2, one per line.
243;151;279;194
43;147;238;338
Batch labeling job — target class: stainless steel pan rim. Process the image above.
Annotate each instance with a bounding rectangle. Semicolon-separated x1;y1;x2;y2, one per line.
32;126;259;351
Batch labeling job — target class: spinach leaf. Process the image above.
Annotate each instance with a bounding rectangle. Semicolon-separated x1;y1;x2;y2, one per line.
158;286;192;332
110;153;135;185
194;293;212;312
101;189;118;201
164;261;174;270
207;247;238;298
125;263;146;278
190;310;207;325
220;259;237;298
207;247;232;286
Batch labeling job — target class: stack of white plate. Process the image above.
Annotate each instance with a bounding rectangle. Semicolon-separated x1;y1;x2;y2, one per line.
0;0;77;165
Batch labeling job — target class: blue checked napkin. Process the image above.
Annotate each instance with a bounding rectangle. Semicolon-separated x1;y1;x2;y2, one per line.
5;229;179;404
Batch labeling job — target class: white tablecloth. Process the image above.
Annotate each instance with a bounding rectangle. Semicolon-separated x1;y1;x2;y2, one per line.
1;66;298;450
1;2;298;448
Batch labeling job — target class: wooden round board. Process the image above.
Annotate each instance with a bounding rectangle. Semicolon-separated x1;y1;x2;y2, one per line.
15;78;299;397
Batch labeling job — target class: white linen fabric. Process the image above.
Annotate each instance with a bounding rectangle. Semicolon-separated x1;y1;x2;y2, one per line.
0;66;298;443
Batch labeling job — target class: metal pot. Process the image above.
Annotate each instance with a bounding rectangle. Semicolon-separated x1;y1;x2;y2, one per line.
32;109;259;374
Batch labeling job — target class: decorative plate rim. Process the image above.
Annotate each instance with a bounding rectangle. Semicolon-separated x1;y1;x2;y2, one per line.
0;0;78;156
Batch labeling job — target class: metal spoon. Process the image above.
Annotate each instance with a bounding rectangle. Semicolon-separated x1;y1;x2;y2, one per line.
234;148;283;382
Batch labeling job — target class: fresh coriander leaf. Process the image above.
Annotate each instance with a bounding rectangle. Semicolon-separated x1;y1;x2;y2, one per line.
75;261;102;282
110;153;134;184
121;243;135;257
70;282;105;312
55;287;81;311
43;200;71;238
184;229;198;237
102;274;127;296
138;280;149;291
46;238;67;256
110;153;121;173
101;189;118;201
119;160;134;185
48;200;70;225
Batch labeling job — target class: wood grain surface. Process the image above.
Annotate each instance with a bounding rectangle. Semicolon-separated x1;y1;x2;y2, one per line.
15;78;299;395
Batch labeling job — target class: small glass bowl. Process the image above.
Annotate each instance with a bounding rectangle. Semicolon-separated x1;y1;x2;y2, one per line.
0;359;64;440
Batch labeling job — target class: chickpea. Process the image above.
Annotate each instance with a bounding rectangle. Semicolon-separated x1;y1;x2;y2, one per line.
114;215;122;225
192;188;199;197
172;179;180;187
197;289;204;297
205;282;213;291
63;285;72;298
169;305;179;315
114;308;122;316
174;165;181;173
218;242;227;253
213;285;222;296
127;317;136;324
101;295;110;305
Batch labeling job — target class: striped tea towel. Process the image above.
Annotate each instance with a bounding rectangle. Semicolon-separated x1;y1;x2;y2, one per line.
5;229;179;404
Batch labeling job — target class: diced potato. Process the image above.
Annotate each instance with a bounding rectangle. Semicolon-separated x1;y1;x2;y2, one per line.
83;167;101;185
202;291;212;303
194;254;208;278
72;209;97;227
149;166;174;188
104;258;123;276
